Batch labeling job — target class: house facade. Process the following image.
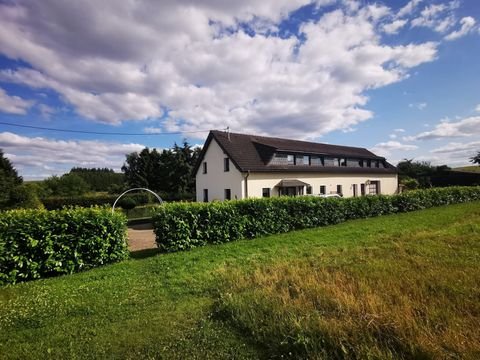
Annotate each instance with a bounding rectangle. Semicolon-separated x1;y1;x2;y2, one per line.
194;130;398;202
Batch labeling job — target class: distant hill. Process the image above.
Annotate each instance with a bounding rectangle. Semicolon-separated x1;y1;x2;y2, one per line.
454;166;480;173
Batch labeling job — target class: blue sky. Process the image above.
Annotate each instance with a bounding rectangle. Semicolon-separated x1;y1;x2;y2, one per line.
0;0;479;179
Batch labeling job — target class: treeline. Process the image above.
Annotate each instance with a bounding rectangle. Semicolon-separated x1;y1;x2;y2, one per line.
1;141;200;210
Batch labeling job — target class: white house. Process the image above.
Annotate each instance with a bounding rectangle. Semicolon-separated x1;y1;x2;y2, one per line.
194;130;398;202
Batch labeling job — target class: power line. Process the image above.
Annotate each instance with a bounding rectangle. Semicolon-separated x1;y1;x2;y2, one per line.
0;121;214;136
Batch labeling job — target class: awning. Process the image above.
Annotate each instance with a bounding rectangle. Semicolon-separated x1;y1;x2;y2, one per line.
275;179;310;187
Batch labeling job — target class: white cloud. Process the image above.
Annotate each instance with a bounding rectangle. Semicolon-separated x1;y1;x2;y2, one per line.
409;102;427;110
370;140;418;157
394;128;406;132
143;127;163;134
37;104;56;119
0;1;441;139
383;19;408;34
475;104;480;113
406;116;480;141
0;131;145;179
411;1;460;33
0;88;34;114
389;134;397;139
444;16;476;41
427;140;480;166
397;0;423;18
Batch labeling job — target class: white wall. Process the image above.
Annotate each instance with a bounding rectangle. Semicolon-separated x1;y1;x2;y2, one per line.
246;172;398;198
195;139;244;202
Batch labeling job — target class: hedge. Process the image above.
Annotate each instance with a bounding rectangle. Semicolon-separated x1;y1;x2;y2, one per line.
0;207;129;285
41;193;153;210
152;186;480;252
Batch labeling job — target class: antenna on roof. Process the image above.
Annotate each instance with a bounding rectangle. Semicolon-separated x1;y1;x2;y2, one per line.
225;126;230;141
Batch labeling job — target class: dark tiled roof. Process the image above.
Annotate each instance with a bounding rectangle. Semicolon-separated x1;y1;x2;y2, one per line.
194;130;397;174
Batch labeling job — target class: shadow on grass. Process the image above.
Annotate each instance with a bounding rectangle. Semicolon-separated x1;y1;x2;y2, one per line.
130;247;162;260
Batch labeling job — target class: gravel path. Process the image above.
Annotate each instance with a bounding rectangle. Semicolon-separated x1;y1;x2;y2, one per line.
127;223;157;251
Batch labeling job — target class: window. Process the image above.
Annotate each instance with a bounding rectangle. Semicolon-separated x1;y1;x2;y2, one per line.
320;185;326;195
202;162;207;174
287;154;295;165
262;188;270;198
360;184;366;196
224;188;231;200
224;158;230;172
359;160;364;167
332;158;339;166
304;155;310;165
374;160;380;168
352;184;357;197
368;181;380;195
203;189;208;202
366;160;371;168
339;158;347;167
306;185;312;195
311;156;324;166
336;185;343;196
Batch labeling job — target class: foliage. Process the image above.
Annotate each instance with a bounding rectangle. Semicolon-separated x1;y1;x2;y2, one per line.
41;192;151;210
152;186;480;252
0;202;479;359
118;197;136;211
7;184;44;209
69;167;125;192
0;207;128;284
400;176;419;190
0;149;22;205
122;141;200;195
470;151;480;165
397;159;451;188
43;173;91;197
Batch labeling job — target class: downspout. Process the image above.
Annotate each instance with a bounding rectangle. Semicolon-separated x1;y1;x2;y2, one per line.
244;170;250;199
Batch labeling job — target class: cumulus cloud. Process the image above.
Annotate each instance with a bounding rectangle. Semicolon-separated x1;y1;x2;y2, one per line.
0;0;442;139
0;88;34;114
427;140;480;166
370;140;418;157
444;16;476;41
0;132;145;179
383;19;408;34
405;116;480;141
397;0;423;18
411;1;460;33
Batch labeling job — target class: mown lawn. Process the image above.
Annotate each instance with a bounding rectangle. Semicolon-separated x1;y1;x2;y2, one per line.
1;202;479;359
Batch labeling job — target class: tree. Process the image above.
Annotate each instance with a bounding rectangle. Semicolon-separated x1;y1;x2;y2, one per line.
470;151;480;165
396;159;450;188
122;141;200;197
0;149;22;204
43;173;90;197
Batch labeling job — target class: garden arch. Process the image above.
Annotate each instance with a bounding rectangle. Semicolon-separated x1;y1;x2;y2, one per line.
112;187;163;214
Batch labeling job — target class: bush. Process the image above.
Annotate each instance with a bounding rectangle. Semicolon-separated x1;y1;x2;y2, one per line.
41;193;152;210
0;207;128;285
152;186;480;253
7;184;44;209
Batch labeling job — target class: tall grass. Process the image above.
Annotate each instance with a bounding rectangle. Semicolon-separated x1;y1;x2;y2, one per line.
215;211;480;359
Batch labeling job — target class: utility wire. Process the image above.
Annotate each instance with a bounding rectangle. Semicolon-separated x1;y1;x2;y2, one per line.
0;121;214;136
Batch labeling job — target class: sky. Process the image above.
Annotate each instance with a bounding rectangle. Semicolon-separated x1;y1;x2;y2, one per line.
0;0;479;180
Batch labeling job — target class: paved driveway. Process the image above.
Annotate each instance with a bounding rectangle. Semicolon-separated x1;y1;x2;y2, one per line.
127;223;157;251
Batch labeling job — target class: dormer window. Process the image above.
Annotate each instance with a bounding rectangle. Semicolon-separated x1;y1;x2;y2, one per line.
287;154;294;165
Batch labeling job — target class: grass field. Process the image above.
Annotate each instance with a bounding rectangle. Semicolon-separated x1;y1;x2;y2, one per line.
1;202;479;359
454;165;480;173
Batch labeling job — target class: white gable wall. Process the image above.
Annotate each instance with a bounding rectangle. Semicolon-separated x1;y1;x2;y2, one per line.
195;138;244;202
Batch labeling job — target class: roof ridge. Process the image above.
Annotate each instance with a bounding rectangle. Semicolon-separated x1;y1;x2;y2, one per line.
211;129;371;152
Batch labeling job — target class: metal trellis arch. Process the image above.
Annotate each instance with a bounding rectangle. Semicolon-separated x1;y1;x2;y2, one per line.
112;187;163;213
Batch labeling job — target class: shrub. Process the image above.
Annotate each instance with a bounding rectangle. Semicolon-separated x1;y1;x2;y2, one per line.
41;193;152;210
0;207;128;285
152;186;480;253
